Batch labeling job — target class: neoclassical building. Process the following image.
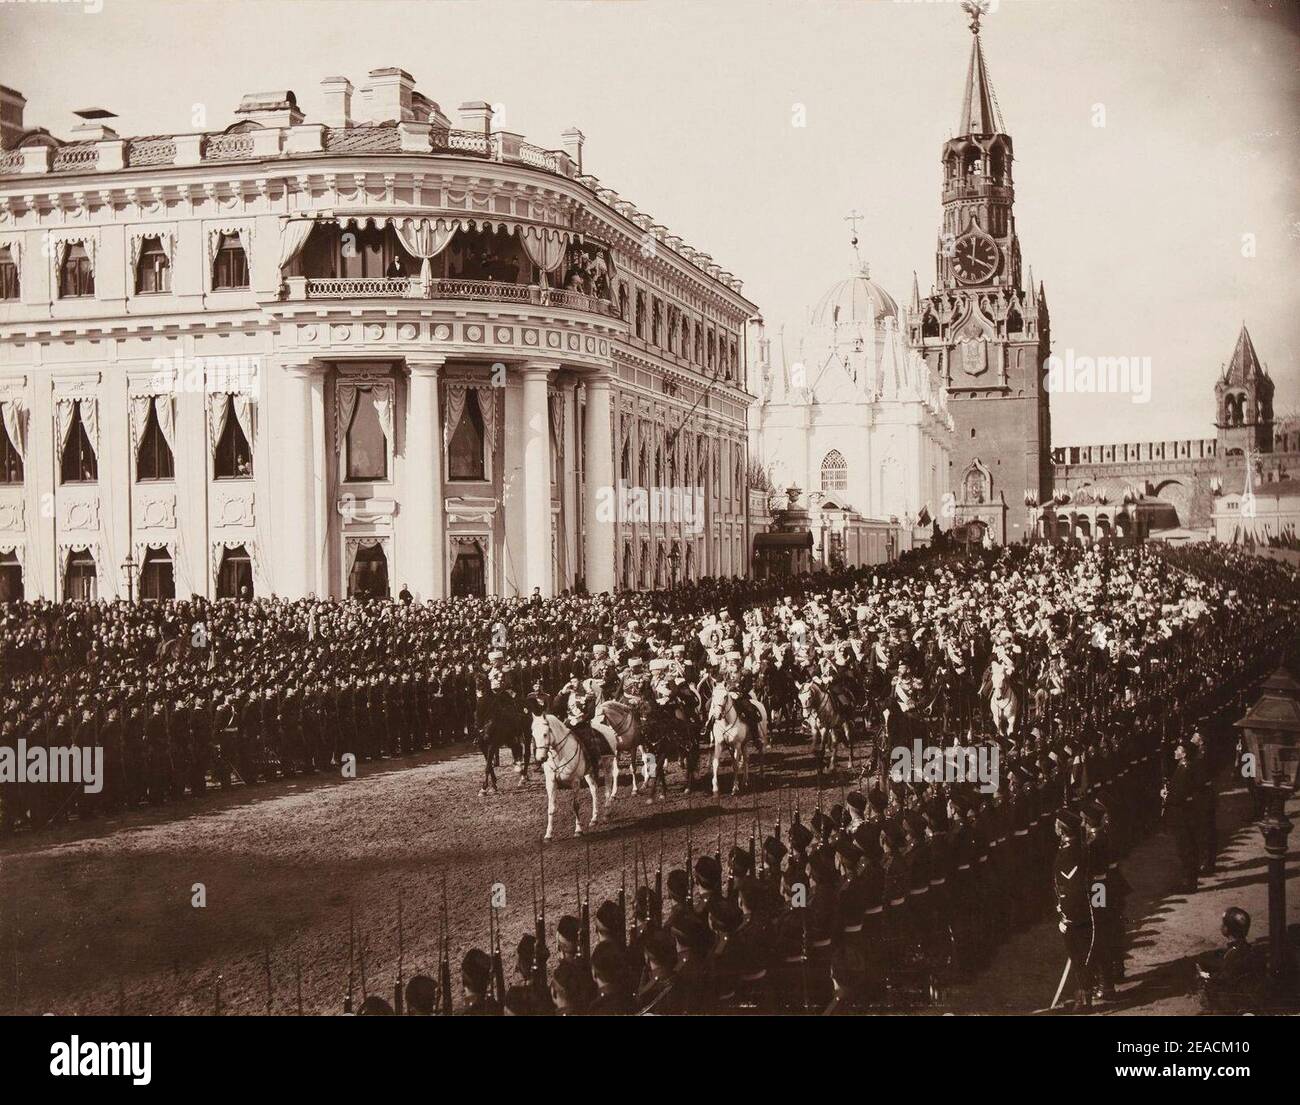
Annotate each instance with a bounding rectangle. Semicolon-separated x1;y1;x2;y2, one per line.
749;258;953;568
0;69;756;602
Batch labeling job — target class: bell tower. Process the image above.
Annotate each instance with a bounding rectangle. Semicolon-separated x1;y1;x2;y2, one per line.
908;2;1052;543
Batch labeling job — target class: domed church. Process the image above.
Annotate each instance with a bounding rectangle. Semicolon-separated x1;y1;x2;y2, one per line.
749;250;954;571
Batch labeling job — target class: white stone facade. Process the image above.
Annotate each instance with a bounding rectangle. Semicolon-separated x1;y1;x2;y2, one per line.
0;70;756;601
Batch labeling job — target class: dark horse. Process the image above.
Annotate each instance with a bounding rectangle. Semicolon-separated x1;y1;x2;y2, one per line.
474;685;530;795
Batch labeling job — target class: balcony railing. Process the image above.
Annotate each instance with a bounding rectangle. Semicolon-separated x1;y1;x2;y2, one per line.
286;275;617;316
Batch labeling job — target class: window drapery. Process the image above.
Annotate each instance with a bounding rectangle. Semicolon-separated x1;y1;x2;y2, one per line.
1;398;24;461
393;217;457;284
278;218;316;272
520;226;568;274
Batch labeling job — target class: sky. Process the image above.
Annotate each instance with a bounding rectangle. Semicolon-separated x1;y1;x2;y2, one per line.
3;0;1297;445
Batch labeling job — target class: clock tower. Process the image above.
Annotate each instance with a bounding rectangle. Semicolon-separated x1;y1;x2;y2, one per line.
908;7;1052;543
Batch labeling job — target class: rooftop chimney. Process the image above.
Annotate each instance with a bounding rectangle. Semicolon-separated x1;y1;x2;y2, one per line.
233;90;304;128
364;67;416;123
0;86;25;150
457;101;493;135
320;76;353;129
561;128;585;174
71;107;119;142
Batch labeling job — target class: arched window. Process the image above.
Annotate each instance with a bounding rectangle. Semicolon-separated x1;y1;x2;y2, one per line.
214;396;253;478
140;547;176;600
346;389;388;481
620;436;631;482
136;401;174;481
135;236;170;294
64;549;96;601
448;390;485;482
349;544;389;599
820;449;848;492
922;310;940;339
682;317;691;359
216;544;253;599
618;284;628;322
60;243;94;298
634;291;645;339
0;246;18;301
1005;306;1023;335
212;233;248;289
60;401;97;483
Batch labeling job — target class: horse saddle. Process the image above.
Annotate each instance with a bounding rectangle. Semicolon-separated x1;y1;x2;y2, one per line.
572;720;611;766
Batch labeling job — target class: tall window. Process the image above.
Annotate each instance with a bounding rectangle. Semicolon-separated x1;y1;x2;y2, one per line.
634;291;645;339
349;545;389;599
216;545;253;599
0;246;18;301
63;549;96;601
135;236;171;294
0;414;21;483
136;402;174;481
59;243;94;298
0;551;21;602
346;390;388;481
214;396;252;478
60;401;97;483
212;233;248;289
448;391;485;482
140;547;175;600
820;450;848;493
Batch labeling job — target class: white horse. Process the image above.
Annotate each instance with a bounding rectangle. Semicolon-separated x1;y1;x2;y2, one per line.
984;659;1021;738
531;713;602;842
707;683;765;796
592;699;643;801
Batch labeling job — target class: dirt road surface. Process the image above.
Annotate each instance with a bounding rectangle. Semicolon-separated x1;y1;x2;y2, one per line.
0;734;847;1015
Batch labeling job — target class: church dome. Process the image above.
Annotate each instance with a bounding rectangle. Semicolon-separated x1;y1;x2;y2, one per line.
808;267;900;329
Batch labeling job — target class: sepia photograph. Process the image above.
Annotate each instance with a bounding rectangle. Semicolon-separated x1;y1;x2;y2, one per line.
0;0;1297;1081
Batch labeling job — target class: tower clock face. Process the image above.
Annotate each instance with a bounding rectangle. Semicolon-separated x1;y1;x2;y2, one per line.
953;233;999;285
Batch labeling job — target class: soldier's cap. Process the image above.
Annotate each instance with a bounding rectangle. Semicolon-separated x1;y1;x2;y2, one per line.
867;788;888;813
852;824;880;854
1055;808;1083;832
788;821;813;850
846;790;866;813
880;823;905;850
590;940;627;981
693;854;722;887
592;644;608;654
556;914;581;946
595;900;622;934
666;869;690;902
728;845;754;874
649;658;670;673
462;948;492;989
762;836;787;862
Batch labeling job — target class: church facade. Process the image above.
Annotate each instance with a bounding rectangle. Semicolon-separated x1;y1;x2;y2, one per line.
0;68;756;603
749;262;953;568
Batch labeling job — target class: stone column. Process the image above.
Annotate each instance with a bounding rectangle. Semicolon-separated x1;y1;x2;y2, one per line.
583;372;616;594
404;357;445;600
521;362;554;597
276;360;321;598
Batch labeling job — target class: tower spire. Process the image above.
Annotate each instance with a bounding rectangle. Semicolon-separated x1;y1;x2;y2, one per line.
958;2;1004;137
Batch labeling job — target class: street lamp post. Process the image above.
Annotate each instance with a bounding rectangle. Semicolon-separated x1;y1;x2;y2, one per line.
1233;667;1300;990
120;553;138;605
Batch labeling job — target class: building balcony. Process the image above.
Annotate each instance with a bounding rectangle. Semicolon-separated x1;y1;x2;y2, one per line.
284;275;619;317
